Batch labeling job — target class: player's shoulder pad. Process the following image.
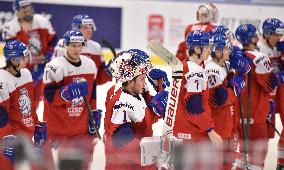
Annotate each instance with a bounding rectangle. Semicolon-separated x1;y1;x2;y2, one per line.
84;40;102;56
80;55;97;73
2;17;21;40
184;60;207;92
33;14;54;32
111;92;146;124
205;61;226;88
20;68;33;83
0;70;12;102
43;57;64;83
248;50;273;74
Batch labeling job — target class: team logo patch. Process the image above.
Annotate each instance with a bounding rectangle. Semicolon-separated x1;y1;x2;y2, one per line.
18;88;32;118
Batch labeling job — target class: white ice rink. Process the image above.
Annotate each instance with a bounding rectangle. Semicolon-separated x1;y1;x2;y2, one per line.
34;64;282;170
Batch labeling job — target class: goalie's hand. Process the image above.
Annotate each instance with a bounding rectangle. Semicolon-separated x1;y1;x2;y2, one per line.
88;109;102;136
148;90;169;117
148;69;170;92
2;135;16;162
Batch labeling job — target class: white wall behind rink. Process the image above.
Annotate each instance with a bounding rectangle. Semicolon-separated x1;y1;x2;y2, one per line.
1;0;284;53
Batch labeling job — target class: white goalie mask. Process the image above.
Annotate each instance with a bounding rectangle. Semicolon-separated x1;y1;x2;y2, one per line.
110;49;152;82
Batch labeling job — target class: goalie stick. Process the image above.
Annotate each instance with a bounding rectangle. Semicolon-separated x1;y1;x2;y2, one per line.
146;41;183;169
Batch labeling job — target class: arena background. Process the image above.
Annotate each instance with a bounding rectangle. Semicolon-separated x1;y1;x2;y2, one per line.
0;0;284;169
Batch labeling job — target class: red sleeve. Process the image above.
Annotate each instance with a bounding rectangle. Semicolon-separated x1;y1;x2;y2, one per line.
176;41;188;62
89;54;112;85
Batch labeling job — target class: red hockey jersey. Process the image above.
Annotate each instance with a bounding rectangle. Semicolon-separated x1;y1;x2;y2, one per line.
173;60;213;141
205;61;236;138
236;50;276;127
0;68;38;138
2;14;55;64
42;55;97;137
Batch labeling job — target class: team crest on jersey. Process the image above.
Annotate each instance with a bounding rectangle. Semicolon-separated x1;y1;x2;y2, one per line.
28;31;42;56
18;88;32;118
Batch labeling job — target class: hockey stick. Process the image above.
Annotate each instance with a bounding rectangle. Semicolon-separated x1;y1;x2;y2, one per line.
237;93;250;170
102;39;117;58
147;40;183;138
147;41;183;169
83;96;102;139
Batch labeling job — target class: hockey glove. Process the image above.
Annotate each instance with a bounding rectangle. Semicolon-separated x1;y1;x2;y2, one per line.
60;81;88;101
89;109;102;136
227;76;245;95
34;122;48;146
2;135;16;162
229;47;252;75
277;41;284;52
267;100;276;123
212;87;228;106
148;90;169;117
148;69;170;92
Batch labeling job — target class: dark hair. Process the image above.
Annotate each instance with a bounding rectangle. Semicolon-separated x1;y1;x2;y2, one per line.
121;76;138;88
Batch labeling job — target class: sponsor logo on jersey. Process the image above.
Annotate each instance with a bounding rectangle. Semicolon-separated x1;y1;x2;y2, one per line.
186;72;204;79
178;133;191;140
165;78;179;127
68;106;83;117
255;56;265;65
47;65;57;73
114;102;134;111
206;69;220;75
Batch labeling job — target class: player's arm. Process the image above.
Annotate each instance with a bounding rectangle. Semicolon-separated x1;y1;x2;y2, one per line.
42;63;88;106
247;52;282;93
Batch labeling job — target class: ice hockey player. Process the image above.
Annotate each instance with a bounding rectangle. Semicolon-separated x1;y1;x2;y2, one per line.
0;40;47;170
171;30;222;169
2;0;56;110
42;30;101;169
53;14;112;105
104;49;169;170
205;34;246;169
257;18;284;169
234;23;284;169
176;3;219;61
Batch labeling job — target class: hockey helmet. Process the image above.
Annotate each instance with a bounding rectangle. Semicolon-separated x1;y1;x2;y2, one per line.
210;34;232;56
71;14;96;31
186;30;210;51
110;49;152;82
63;30;85;45
13;0;31;11
262;18;284;36
210;25;232;39
4;40;30;61
235;24;257;45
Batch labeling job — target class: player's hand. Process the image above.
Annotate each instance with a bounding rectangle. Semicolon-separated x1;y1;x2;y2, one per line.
229;47;252;75
207;129;223;147
89;109;102;136
148;69;170;92
148;90;168;117
60;81;88;101
2;135;16;162
228;76;245;95
34;122;48;146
